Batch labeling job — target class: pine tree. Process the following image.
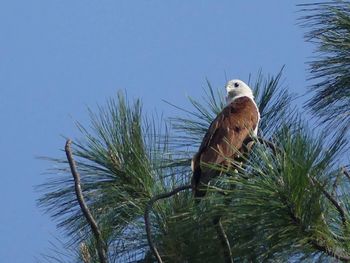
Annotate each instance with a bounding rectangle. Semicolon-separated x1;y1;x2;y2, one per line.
300;1;350;133
37;1;350;262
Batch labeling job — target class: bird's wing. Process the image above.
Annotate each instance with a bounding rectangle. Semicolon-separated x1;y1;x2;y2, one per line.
199;97;259;166
191;97;259;196
191;111;223;171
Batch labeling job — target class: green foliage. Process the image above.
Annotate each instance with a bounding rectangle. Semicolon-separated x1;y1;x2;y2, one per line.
169;68;294;151
299;1;350;132
37;1;350;261
38;93;179;262
214;125;348;261
38;68;350;262
164;69;350;261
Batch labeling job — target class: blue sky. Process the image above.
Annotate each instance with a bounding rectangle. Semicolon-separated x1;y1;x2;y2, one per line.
0;1;323;262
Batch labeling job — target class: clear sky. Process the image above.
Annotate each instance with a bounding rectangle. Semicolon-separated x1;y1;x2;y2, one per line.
0;1;324;262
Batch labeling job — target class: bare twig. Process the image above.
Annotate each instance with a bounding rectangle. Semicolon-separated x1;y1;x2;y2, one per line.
65;139;108;263
213;216;233;263
144;184;192;263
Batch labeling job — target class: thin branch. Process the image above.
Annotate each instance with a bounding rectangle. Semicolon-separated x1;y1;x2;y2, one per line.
342;166;350;181
242;136;281;156
259;136;350;229
331;172;341;197
213;216;233;263
284;195;350;261
144;184;192;263
311;240;350;262
80;242;92;263
261;138;350;228
65;139;108;263
309;175;347;225
256;136;281;154
143;136;277;263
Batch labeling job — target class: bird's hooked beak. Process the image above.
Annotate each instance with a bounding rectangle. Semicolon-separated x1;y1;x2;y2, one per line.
225;85;238;103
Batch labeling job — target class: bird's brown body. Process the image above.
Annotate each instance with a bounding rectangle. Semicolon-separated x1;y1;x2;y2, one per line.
191;96;259;197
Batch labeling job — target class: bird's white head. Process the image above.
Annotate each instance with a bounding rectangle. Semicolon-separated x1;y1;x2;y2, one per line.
225;79;254;104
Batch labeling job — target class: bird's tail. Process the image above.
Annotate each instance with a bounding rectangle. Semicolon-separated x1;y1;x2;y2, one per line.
191;166;207;198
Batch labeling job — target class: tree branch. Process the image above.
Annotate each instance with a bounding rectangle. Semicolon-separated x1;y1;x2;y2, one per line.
259;139;350;229
284;194;350;261
144;184;192;263
252;138;349;228
311;240;350;262
342;167;350;181
242;136;281;156
308;175;347;225
256;136;281;154
65;139;108;263
331;172;341;197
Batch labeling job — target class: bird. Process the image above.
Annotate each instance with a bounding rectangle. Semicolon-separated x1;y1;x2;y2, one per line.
191;79;260;198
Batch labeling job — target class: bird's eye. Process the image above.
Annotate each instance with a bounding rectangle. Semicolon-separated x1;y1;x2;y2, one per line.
234;82;239;88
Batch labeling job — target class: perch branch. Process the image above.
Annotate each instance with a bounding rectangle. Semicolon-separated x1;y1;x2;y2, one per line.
144;184;192;263
65;139;108;263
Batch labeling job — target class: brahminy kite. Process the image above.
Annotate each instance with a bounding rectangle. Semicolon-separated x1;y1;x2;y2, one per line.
191;79;260;197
